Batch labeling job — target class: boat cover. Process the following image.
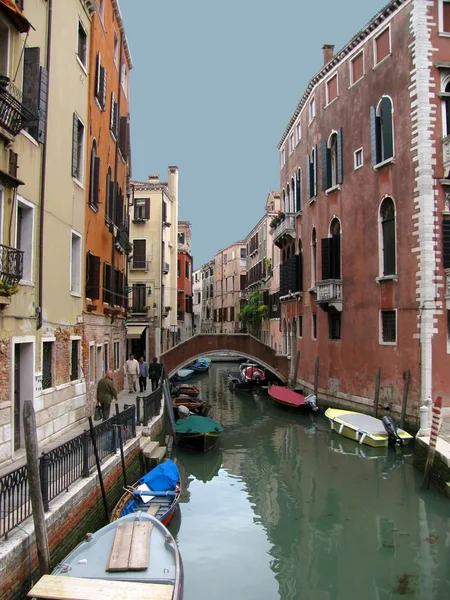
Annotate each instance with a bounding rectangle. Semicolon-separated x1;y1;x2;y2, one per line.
175;415;223;434
177;368;194;378
334;412;386;435
269;386;306;406
138;459;180;491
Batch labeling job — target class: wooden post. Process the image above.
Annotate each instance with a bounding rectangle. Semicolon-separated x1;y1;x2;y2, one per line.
400;369;410;430
115;404;127;489
22;401;51;575
313;356;319;398
291;351;300;390
422;396;442;490
374;367;381;419
88;417;109;523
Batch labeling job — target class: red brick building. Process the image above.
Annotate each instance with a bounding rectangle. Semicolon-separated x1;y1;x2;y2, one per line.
276;0;450;419
177;222;193;342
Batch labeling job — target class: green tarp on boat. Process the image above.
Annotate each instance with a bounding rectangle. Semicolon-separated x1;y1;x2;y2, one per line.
174;415;223;434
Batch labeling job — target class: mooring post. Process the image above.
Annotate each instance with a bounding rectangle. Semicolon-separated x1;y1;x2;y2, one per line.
400;369;410;430
313;356;319;398
88;416;109;523
291;351;300;389
422;396;442;490
115;403;127;488
23;401;51;575
374;367;381;419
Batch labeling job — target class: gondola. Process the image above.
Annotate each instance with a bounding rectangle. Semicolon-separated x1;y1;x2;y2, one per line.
173;368;194;381
173;397;212;418
175;415;223;452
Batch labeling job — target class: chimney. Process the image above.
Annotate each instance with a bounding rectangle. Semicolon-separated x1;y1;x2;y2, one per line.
322;44;335;66
148;175;159;184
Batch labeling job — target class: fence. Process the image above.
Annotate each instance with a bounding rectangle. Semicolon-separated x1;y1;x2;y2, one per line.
0;405;136;540
135;386;163;426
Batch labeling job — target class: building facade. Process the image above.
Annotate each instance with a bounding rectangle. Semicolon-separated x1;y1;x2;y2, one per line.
201;261;214;333
277;0;450;415
177;221;193;343
127;169;179;360
192;268;202;334
82;0;132;412
214;242;247;334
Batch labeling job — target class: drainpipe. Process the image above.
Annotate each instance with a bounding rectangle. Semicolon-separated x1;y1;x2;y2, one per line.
160;190;164;352
37;0;53;330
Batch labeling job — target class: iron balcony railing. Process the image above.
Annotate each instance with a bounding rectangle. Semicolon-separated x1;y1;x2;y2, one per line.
316;279;343;304
0;243;24;285
0;405;136;539
0;76;36;136
272;214;296;245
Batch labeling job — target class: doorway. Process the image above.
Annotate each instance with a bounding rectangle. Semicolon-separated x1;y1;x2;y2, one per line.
14;345;20;451
12;340;34;452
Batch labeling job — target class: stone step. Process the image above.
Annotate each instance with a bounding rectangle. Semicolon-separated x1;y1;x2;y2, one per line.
142;441;159;459
139;437;153;451
153;446;167;464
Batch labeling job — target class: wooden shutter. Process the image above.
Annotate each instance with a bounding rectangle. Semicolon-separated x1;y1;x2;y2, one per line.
370;106;378;167
103;263;110;304
306;155;311;199
86;253;100;300
108;179;115;222
321;140;329;191
331;234;341;279
443;221;450;269
133;239;146;268
93;156;100;207
296;170;301;211
72;114;79;178
37;67;49;144
95;52;101;99
9;150;18;178
297;252;303;292
381;97;394;160
337;128;343;184
144;198;150;219
313;145;318;197
119;116;129;158
321;238;330;280
22;47;40;139
383;218;396;275
100;66;107;109
110;92;115;132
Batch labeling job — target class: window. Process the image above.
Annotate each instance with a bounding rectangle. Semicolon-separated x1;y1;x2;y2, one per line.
351;51;364;85
134;198;150;221
121;61;128;95
89;141;100;208
42;341;54;389
289;134;294;155
72;114;85;182
311;228;317;288
110;92;118;138
281;148;286;167
309;97;315;122
22;48;48;142
312;313;317;339
131;284;146;313
86;252;100;299
295;168;302;212
178;232;185;244
240;247;247;259
307;146;318;199
354;148;363;169
185;261;190;279
103;263;112;305
104;343;109;373
328;313;341;340
443;220;450;269
132;239;146;269
114;32;119;67
298;315;303;338
326;75;338;104
224;254;228;264
321;219;341;280
70;231;81;294
371;97;394;166
96;346;102;382
177;259;180;278
381;310;396;343
16;198;34;282
374;27;390;65
114;341;120;370
95;53;107;110
70;339;80;381
380;197;396;276
89;343;95;382
296;122;301;144
77;21;87;68
321;130;343;191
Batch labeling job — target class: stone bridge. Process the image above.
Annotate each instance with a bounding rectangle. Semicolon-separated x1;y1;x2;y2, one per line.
160;334;289;382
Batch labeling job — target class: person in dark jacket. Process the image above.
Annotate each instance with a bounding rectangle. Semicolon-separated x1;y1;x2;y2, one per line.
96;370;118;420
139;357;149;392
149;357;162;391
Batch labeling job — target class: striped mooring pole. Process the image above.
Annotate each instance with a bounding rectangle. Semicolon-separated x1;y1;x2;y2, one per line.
422;396;442;490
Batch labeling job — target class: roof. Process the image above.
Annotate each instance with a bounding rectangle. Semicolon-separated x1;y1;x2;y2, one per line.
112;0;133;69
0;0;31;32
277;0;408;148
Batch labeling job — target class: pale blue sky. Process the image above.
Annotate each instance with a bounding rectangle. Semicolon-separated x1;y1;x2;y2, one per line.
120;0;380;267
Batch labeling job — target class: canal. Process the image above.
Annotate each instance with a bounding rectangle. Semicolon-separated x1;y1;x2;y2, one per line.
169;362;450;600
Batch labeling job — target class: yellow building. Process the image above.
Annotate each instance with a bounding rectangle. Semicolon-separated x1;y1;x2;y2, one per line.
127;168;179;359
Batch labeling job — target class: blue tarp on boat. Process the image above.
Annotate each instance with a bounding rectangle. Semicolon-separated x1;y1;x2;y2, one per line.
138;459;180;491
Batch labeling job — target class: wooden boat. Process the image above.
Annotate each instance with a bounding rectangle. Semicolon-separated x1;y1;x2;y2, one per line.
111;460;181;526
239;362;265;382
325;408;413;448
175;415;223;452
190;358;210;372
174;368;194;381
228;375;254;393
176;384;200;398
28;513;183;600
269;386;318;411
173;397;211;418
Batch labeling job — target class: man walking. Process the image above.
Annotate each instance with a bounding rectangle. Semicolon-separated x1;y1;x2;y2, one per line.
125;353;139;393
96;370;117;421
139;356;149;393
149;357;162;391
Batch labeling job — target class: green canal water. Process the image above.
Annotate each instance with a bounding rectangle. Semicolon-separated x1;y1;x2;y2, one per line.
169;363;450;600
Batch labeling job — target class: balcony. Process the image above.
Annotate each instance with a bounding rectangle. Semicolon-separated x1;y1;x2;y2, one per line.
0;76;36;137
162;262;170;274
316;279;343;311
271;214;296;247
0;243;24;286
130;259;149;271
114;226;130;254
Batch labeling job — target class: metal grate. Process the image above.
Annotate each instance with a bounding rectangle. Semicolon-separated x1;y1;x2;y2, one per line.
42;342;53;389
381;310;396;343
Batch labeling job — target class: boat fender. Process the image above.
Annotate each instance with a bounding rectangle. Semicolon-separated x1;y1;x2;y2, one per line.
338;423;345;435
330;421;335;431
359;433;367;445
355;431;359;441
305;393;319;411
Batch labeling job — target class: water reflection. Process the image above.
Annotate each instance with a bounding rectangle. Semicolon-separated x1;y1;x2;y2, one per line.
172;364;450;600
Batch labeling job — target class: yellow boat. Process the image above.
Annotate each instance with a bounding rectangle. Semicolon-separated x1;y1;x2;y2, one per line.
325;408;413;448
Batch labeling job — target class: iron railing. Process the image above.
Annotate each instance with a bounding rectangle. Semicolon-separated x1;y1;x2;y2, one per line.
0;243;24;285
0;76;36;136
136;386;163;426
0;405;136;539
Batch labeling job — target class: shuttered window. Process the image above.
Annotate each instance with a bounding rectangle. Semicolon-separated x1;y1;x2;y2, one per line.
77;21;87;67
307;147;318;199
72;114;85;181
95;53;107;110
89;142;100;209
23;47;49;142
326;75;338;104
119;116;130;159
375;28;390;64
103;263;112;305
381;198;396;276
322;130;343;190
296;169;302;212
132;284;146;313
351;51;364;84
134;198;150;220
86;252;100;300
105;169;112;223
132;239;146;269
110;92;118;137
443;220;450;269
328;313;341;340
371;98;394;166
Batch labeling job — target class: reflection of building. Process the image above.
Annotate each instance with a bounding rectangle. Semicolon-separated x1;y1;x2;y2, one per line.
127;169;179;358
192;268;202;334
177;221;193;343
200;261;214;333
214;242;247;333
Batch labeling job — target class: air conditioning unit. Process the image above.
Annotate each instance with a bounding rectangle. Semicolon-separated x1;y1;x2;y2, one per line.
273;305;278;312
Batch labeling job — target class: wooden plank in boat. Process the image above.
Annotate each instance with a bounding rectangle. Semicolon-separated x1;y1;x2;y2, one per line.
147;503;161;516
28;575;174;600
128;522;152;570
107;521;134;571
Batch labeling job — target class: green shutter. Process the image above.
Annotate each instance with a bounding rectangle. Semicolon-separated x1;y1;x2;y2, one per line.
321;140;329;191
72;114;79;178
337;128;343;184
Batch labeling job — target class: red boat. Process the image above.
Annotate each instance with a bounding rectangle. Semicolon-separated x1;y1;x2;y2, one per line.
269;386;318;411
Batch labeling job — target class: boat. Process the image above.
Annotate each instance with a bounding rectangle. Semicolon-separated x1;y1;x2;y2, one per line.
175;415;223;452
174;384;200;398
28;512;183;600
173;397;212;418
325;408;413;448
228;375;254;393
173;368;194;381
239;362;265;382
111;459;181;526
190;357;210;372
269;386;318;411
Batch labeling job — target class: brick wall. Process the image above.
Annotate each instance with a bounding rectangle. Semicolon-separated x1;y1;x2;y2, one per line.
0;441;142;600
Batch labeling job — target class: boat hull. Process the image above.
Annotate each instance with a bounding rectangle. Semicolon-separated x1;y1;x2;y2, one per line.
176;432;221;452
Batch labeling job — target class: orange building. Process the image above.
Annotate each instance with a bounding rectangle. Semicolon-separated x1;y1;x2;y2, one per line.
177;222;193;342
82;0;132;408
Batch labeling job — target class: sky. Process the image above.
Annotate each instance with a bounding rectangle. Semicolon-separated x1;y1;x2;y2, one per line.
119;0;380;268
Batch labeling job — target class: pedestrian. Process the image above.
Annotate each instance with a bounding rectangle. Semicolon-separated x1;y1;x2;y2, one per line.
139;356;149;393
125;353;139;392
149;357;162;391
96;370;118;421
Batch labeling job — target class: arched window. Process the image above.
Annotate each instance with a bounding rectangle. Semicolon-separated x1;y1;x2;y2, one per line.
322;130;343;190
287;322;292;356
298;239;303;292
286;183;290;213
442;80;450;138
291;176;295;213
329;218;341;279
307;146;318;199
105;166;112;223
282;189;286;213
296;168;302;212
89;140;100;209
330;133;338;187
371;96;394;166
380;197;396;276
311;227;317;288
